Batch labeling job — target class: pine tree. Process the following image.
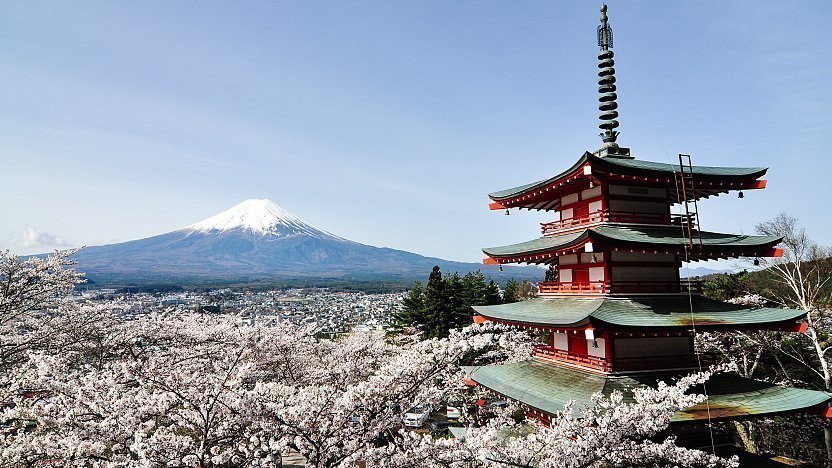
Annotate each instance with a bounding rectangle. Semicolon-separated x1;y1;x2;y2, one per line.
544;264;557;282
503;278;520;304
423;266;446;338
484;280;502;305
445;272;468;333
462;271;487;307
390;281;425;332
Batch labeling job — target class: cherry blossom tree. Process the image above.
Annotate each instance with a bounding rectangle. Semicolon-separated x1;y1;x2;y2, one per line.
0;249;736;467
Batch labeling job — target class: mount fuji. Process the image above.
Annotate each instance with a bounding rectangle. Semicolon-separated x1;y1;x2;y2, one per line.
68;199;527;287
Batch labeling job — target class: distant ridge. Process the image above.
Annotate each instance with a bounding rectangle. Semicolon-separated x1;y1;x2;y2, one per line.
64;199;538;287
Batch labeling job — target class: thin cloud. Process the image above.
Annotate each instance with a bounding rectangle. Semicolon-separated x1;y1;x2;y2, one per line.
17;227;74;250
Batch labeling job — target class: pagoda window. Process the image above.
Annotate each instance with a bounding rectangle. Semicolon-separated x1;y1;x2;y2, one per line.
560;254;579;265
579;252;603;263
611;252;674;263
614;336;691;360
561;207;574;220
588;266;605;283
553;332;568;351
559;268;573;283
611;266;677;282
561;193;579;206
608;199;668;214
587;337;606;359
609;184;667;199
581;186;602;200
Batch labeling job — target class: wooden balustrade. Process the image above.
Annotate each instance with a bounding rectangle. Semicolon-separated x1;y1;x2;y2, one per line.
540;210;696;236
533;345;706;372
538;280;702;296
532;345;610;371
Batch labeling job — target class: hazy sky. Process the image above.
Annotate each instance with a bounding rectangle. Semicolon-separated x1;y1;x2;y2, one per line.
2;1;830;264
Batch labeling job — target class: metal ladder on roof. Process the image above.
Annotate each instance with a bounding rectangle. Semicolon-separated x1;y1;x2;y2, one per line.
678;154;703;249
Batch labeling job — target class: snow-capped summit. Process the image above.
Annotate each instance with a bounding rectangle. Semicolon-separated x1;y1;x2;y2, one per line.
63;198;529;287
185;199;341;239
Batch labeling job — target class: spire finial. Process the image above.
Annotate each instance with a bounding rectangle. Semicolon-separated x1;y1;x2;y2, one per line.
597;3;619;148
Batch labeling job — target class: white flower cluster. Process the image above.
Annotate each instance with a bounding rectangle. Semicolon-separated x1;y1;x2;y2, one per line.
0;250;735;467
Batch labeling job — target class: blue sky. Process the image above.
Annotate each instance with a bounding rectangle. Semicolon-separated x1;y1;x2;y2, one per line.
2;1;830;264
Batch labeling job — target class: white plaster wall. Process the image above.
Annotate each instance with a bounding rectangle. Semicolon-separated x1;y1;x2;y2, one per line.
588;200;603;213
559;269;573;283
614;337;690;358
561;193;579;206
589;267;605;282
579;252;604;263
581;186;602;200
561;207;574;219
587;337;606;358
553;332;569;350
560;254;578;265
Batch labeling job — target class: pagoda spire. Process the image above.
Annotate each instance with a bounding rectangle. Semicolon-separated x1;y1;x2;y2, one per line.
597;4;620;148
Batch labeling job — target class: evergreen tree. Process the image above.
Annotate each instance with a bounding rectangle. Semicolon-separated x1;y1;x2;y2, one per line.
503;278;520;304
390;281;424;332
462;271;487;307
484;280;502;305
423;266;446;338
445;272;469;333
544;264;557;282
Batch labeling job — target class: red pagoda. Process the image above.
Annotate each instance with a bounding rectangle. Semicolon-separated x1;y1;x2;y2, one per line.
466;5;831;425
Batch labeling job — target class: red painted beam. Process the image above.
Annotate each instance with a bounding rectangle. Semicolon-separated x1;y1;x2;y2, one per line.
489;201;508;210
767;247;785;258
483;257;500;265
473;314;490;324
790;322;809;333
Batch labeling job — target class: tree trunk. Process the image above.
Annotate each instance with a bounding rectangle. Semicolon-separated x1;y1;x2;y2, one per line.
825;425;832;468
733;420;757;454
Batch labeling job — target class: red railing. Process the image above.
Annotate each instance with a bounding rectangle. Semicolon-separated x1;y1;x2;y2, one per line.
533;345;708;372
541;210;696;236
538;280;702;295
532;345;610;371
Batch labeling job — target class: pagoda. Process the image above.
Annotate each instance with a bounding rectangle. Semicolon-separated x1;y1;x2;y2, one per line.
466;5;831;425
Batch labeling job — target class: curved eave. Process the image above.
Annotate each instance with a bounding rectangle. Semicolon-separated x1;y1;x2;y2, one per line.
483;226;783;265
588;153;768;181
488;153;590;202
465;361;831;423
487;153;768;210
482;230;589;263
473;296;806;330
473;297;601;327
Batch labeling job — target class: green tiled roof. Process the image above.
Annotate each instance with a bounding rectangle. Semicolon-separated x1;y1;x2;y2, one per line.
473;296;805;329
593;225;781;248
483;230;587;257
482;225;781;258
489;155;589;200
464;360;830;422
598;156;767;179
488;152;767;201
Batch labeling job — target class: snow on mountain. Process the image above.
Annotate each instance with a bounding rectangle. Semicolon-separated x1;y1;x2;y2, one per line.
62;198;537;286
185;199;342;239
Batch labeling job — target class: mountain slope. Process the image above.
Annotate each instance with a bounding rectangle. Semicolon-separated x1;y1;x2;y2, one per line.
69;199;535;286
